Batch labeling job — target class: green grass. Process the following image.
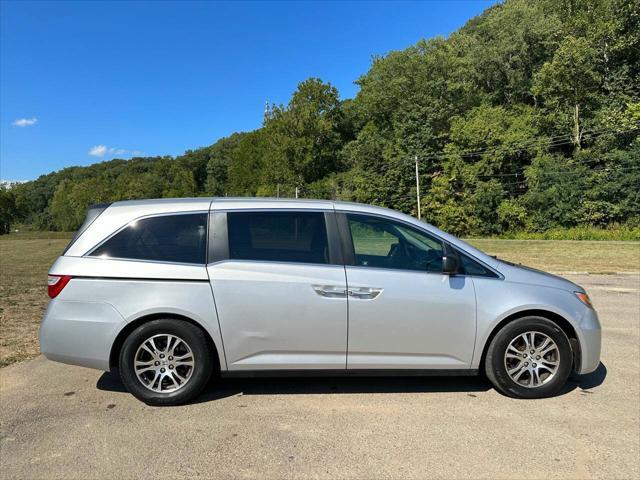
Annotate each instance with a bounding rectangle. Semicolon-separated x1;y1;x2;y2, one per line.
0;231;638;368
0;233;71;367
7;225;74;240
466;239;640;273
496;225;640;241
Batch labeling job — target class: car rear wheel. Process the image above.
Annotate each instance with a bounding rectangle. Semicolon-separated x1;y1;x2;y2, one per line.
485;316;573;399
119;319;213;406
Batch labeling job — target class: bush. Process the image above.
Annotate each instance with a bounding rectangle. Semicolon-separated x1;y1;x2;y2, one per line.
498;225;640;241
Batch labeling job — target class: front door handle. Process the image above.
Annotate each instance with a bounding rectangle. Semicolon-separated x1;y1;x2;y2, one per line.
313;285;348;298
348;287;383;300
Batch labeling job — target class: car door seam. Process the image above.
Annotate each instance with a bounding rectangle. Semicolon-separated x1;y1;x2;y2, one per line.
344;264;350;370
469;277;479;369
206;270;230;372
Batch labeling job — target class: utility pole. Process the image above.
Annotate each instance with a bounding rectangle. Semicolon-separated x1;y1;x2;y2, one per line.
277;184;280;198
415;155;421;220
295;186;299;199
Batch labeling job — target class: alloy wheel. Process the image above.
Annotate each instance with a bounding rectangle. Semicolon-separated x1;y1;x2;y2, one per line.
503;331;560;388
134;334;195;393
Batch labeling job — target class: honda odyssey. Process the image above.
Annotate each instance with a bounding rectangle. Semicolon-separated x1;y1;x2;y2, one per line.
40;198;601;405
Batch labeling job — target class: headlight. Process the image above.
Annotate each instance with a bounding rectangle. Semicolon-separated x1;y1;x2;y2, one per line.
574;291;594;309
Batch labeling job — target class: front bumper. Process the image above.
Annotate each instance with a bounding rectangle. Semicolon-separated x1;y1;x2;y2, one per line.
577;307;602;374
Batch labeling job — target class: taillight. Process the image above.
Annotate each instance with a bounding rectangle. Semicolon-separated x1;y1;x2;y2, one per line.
47;275;72;299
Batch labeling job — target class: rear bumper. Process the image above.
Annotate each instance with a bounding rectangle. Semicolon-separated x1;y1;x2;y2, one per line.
577;308;602;374
39;298;124;371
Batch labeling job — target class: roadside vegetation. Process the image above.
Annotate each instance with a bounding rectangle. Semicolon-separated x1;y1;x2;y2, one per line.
486;225;640;241
1;0;639;239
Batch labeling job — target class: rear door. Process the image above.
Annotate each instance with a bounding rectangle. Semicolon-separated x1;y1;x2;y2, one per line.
207;209;348;371
340;212;477;370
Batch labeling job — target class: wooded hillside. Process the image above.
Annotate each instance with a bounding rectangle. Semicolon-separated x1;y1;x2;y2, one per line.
3;0;639;236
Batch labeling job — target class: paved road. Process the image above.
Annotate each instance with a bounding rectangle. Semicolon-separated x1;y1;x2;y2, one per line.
1;274;638;479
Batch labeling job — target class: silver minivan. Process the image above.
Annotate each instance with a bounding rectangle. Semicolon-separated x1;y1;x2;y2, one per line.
40;198;601;405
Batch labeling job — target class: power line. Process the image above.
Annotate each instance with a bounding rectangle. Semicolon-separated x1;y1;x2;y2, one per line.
447;158;640;182
364;124;638;178
414;123;639;164
357;165;640;206
407;125;640;184
499;165;640;188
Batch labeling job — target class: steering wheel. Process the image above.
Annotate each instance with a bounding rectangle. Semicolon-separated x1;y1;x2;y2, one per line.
388;240;412;266
422;250;442;271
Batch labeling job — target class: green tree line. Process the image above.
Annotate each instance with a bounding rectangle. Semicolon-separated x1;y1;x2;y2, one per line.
3;0;639;236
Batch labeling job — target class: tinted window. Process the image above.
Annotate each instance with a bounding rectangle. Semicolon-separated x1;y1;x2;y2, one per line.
228;212;329;264
459;252;497;277
91;213;207;264
347;214;443;272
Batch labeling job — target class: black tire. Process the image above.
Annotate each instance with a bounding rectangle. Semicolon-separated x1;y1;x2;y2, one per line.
119;319;214;406
484;316;573;399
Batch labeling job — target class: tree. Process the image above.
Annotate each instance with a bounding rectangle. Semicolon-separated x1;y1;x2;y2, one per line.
227;130;267;196
0;187;16;234
261;78;345;192
532;37;602;148
462;0;563;105
49;178;111;231
203;132;248;195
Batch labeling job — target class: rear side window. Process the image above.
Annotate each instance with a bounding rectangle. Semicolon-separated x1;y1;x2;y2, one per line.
90;213;208;264
227;211;329;264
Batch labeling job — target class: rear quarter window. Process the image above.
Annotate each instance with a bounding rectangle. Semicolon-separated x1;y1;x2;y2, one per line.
90;213;208;264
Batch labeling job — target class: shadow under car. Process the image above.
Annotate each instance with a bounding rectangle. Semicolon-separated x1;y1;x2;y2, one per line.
97;362;607;404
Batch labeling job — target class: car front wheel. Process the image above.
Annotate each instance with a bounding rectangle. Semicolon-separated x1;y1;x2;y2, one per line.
485;316;573;399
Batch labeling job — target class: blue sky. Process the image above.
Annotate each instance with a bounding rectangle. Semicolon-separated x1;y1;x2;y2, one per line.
1;0;494;181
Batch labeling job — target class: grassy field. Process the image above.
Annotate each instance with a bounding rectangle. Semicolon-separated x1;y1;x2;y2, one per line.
0;232;72;367
1;232;639;368
468;239;640;273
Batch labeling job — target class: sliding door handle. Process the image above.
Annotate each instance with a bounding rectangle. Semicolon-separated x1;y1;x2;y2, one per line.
313;285;383;299
348;287;383;300
313;285;348;298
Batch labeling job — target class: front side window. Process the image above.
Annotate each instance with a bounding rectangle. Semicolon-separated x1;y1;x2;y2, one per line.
90;213;208;264
459;252;497;277
347;214;443;272
227;211;329;264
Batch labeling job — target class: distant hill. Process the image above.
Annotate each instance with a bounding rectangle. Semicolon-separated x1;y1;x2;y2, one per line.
4;0;639;236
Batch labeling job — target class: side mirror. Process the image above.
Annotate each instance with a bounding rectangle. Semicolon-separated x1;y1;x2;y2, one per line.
442;246;460;275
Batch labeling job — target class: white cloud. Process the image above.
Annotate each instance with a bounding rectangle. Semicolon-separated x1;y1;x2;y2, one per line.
12;117;38;127
88;145;108;157
88;145;142;157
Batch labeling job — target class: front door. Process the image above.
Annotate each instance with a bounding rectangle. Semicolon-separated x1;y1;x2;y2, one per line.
342;213;477;370
207;210;348;371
